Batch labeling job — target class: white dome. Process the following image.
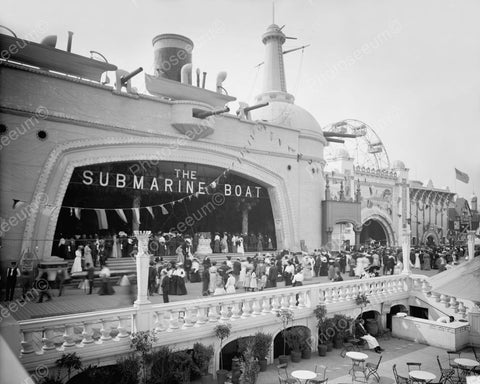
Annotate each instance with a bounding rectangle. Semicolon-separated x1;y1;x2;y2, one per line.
392;160;406;170
251;100;325;141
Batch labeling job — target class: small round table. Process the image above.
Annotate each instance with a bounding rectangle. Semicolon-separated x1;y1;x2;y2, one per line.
346;351;368;361
291;370;317;383
455;358;480;376
409;370;436;383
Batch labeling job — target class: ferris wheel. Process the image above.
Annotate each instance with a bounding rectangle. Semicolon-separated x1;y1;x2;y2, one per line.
324;119;390;170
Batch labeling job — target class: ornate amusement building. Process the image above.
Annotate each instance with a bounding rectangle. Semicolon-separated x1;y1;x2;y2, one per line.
321;120;456;249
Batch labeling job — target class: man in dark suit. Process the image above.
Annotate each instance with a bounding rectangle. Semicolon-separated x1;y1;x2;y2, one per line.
160;270;170;303
267;262;278;288
86;263;95;294
5;261;20;301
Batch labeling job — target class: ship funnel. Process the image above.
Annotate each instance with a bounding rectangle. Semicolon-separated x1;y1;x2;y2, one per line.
152;33;193;82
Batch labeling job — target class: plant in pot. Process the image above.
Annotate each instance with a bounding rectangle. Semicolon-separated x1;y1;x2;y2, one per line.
355;293;370;315
299;329;313;359
241;337;260;384
252;332;272;372
332;314;354;349
283;327;303;363
214;323;232;384
314;304;330;356
193;342;215;384
276;308;295;365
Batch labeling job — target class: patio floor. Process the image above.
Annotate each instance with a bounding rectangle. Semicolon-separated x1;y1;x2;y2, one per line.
216;337;478;384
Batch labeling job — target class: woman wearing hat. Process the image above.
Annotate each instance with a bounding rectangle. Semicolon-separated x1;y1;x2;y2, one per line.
213;271;226;295
224;270;236;294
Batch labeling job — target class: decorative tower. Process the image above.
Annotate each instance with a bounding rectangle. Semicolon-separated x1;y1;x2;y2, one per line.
255;24;295;105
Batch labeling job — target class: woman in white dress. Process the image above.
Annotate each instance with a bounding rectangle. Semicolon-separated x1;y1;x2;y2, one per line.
111;234;119;258
355;255;369;277
238;259;247;288
208;262;217;294
237;237;245;255
213;272;226;295
249;270;258;291
225;271;236;294
414;251;421;269
71;246;83;274
84;243;93;268
220;234;228;253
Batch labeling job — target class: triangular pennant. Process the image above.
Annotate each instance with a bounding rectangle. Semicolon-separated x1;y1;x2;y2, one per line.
74;208;81;220
94;209;108;230
132;208;141;224
211;181;217;189
161;205;169;215
12;199;25;209
115;209;128;223
146;206;154;218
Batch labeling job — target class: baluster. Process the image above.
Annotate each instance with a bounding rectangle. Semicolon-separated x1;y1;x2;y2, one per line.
251;298;262;316
154;311;167;332
220;304;230;320
431;291;441;302
190;307;199;325
207;306;219;322
280;294;290;309
272;296;281;312
391;280;399;293
171;310;182;330
317;289;326;304
330;288;338;303
241;301;252;318
232;302;242;319
449;297;459;312
324;288;332;304
344;285;352;301
351;285;359;299
297;291;305;309
62;325;76;347
116;316;130;338
196;307;207;325
304;290;312;308
440;294;449;306
337;287;346;302
261;297;272;314
99;320;112;341
183;308;194;328
42;328;56;351
81;322;94;344
288;293;296;309
21;330;36;354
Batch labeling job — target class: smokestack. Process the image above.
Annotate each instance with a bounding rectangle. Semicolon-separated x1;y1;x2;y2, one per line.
67;31;73;52
152;34;193;82
202;72;207;89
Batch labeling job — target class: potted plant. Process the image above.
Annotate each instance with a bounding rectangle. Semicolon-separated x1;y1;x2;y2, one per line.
241;337;260;384
283;327;302;362
332;314;353;349
276;308;294;365
355;293;370;314
252;332;272;372
314;305;330;356
214;323;232;384
193;342;215;384
300;330;313;359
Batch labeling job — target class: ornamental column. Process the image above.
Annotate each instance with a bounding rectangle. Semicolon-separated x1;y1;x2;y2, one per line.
354;225;362;251
467;230;476;261
134;231;152;331
401;228;411;274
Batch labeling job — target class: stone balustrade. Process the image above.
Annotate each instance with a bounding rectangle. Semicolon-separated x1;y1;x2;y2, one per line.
14;274;416;372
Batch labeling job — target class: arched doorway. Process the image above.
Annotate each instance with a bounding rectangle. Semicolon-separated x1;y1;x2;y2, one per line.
20;138;297;258
360;220;387;246
358;310;382;337
386;304;408;330
221;337;251;371
273;326;311;359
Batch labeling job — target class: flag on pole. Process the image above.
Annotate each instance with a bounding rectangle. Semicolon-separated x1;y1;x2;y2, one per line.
132;208;141;224
146;206;154;219
455;168;470;184
74;208;82;220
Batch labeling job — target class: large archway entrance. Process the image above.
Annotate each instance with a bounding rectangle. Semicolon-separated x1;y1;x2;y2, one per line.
52;161;277;256
21;138;296;259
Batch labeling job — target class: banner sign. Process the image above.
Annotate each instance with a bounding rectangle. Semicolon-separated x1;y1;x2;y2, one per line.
77;169;264;199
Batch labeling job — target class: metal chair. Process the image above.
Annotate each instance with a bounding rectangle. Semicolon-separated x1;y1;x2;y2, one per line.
393;364;411;384
277;364;297;384
446;351;461;380
472;347;480;374
407;362;422;372
436;355;455;384
366;355;382;382
341;342;356;357
307;365;328;384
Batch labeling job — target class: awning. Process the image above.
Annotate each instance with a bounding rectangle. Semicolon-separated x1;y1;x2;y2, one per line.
428;257;480;303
